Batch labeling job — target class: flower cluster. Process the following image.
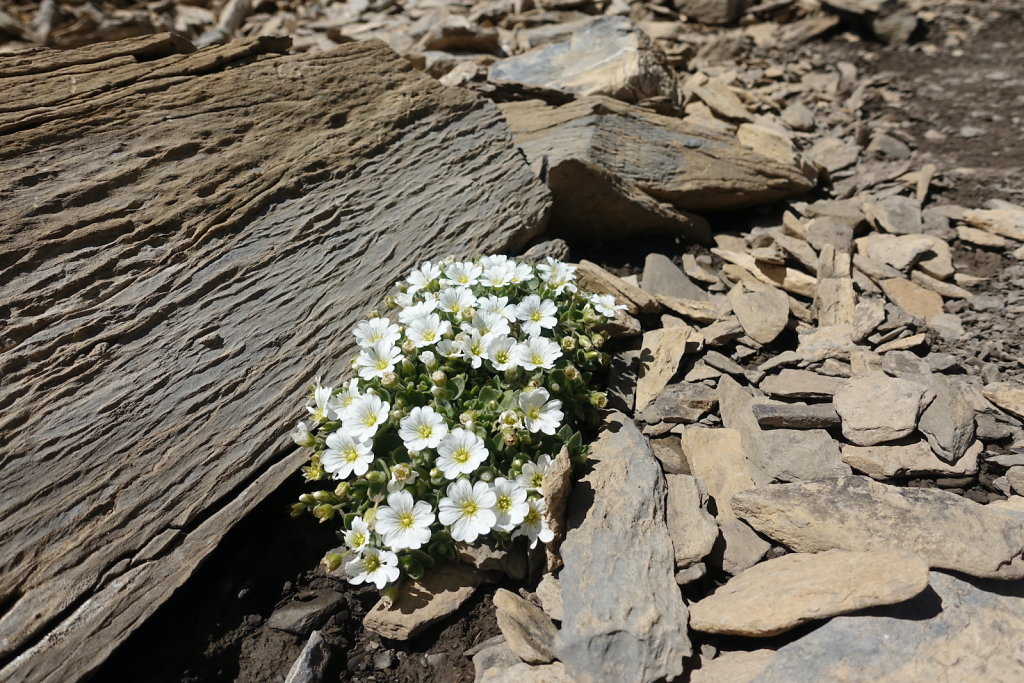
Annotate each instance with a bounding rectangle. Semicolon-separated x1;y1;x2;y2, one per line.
291;255;624;590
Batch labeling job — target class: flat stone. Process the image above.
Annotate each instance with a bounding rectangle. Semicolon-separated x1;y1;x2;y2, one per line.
535;574;563;622
878;277;944;322
928;312;965;342
665;474;719;569
833;372;935;445
674;0;745;25
635;327;695;412
363;563;482;640
911;270;970;299
757;429;852;483
493;589;558;664
958;224;1007;248
574;260;659;315
689;549;929;637
284;631;331;683
690;649;775;682
480;662;573;683
841;439;981;479
541;447;573;573
680;427;758;520
558;414;690;681
640;381;718;424
781;102;815;131
649;435;690;474
267;590;344;637
851;297;887;342
488;17;677;104
760;369;846;399
457;540;528;581
756;571;1024;681
732;476;1024;579
915;235;955;280
691;77;753;122
1008;467;1024;496
708;518;771;576
983;382;1024;421
675;562;707;585
868;195;923;235
753;402;841;429
699;317;744;346
806;135;859;173
805;216;856;253
728;284;790;345
642;253;709;301
473;638;522;682
859;233;936;272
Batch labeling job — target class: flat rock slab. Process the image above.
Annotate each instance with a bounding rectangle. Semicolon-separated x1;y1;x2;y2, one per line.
493;589;558;664
841;440;981;479
680;427;758;520
752;401;841;429
0;34;550;681
984;382;1024;421
760;369;847;399
729;284;790;344
636;327;695;412
364;562;482;640
689;549;929;637
665;474;719;569
559;413;690;682
732;476;1024;579
488;16;678;105
833;372;935;445
756;571;1024;681
642;253;709;302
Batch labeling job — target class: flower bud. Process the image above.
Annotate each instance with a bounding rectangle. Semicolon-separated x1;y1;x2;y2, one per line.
512;457;526;471
599;352;611;366
401;339;416;354
399;555;425;580
431;371;447;386
365;471;386;484
333;482;350;499
313;490;336;504
460;412;476;428
312;504;335;522
503;431;519;447
430;386;444;398
560;336;576;350
381;372;398;388
477;468;495;483
564;365;580;381
401;358;415;375
385;295;397;309
321;553;344;573
291;420;315;447
380;582;401;607
349;357;359;368
299;493;317;506
419;350;438;370
549;382;560;392
591;333;605;349
578;335;593;350
290;502;307;518
589;391;609;408
486;400;499;411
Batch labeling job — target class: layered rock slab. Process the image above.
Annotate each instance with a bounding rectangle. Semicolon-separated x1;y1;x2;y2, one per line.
732;476;1024;579
558;414;690;682
756;571;1024;681
688;549;929;637
0;34;551;682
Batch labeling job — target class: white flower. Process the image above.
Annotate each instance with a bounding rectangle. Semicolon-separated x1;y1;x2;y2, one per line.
398;298;439;325
375;490;435;551
334;378;361;412
537;258;577;294
479;254;511;269
438;287;477;316
436;428;489;479
418;350;438;369
498;409;522;430
399;406;449;451
307;383;341;422
407;261;442;292
438;479;497;543
394;290;417;309
441;261;483;288
477;295;517;322
344;547;400;589
355;341;402;380
354;317;401;348
481;261;516;288
486;336;519;372
513;336;562;371
510;262;535;284
291;420;315;447
341;393;390;441
513;497;554;549
518;388;564;435
459;330;494;369
491;477;529;532
515;295;558;337
406;313;452;348
344;516;372;554
517;454;553;492
462;311;510;338
590;293;627;318
387;462;420;493
322;430;375;479
435;339;462;358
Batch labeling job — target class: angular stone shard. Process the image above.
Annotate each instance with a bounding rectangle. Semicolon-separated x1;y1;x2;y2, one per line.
878;278;944;322
642;253;709;301
984;382;1024;421
665;474;720;569
690;650;775;683
757;429;852;483
559;414;691;682
756;572;1024;682
729;284;791;344
833;372;935;445
913;373;978;463
493;589;558;665
753;402;841;429
364;563;482;640
689;549;930;637
732;476;1024;579
640;382;718;424
708;518;772;576
680;426;758;520
488;17;678;105
841;439;981;479
760;369;846;399
636;327;695;412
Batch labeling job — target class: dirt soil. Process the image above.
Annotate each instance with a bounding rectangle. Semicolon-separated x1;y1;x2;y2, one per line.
95;4;1024;682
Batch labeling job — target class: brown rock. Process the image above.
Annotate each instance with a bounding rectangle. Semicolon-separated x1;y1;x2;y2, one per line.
642;253;709;301
841;439;981;479
364;563;482;640
709;518;772;576
493;589;558;665
681;426;759;520
665;474;720;568
983;382;1024;421
760;369;846;399
833;372;934;445
728;284;791;344
635;327;695;411
690;649;775;683
689;549;930;637
879;277;945;322
573;260;659;315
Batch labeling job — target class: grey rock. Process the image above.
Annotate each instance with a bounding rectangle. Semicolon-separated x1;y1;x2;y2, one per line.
851;298;887;342
665;474;719;568
729;284;791;345
781;102;815;131
267;591;344;637
756;572;1024;681
558;414;691;681
805;216;857;253
691;649;775;682
716;376;772;487
915;373;978;463
607;348;640;413
642;253;709;301
284;631;330;683
760;369;846;399
472;638;522;683
869;195;923;235
493;589;558;664
489;17;677;104
458;540;528;580
732;476;1024;579
640;382;718;424
859;233;937;272
833;372;935;445
704;350;756;382
708;519;771;576
522;238;571;262
757;429;852;483
752;402;841;429
674;0;745;25
675;563;707;586
480;662;574;683
535;573;564;622
841;439;981;479
1008;467;1024;496
871;12;919;45
648;435;690;474
364;563;482;639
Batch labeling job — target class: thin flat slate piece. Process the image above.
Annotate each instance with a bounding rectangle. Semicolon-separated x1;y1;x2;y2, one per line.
558;413;691;682
0;35;550;682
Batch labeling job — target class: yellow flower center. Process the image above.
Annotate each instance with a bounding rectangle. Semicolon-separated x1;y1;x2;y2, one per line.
525;508;541;524
351;532;365;547
398;512;415;529
363;554;381;572
531;473;543;489
531;311;543;322
453;448;471;464
344;447;360;463
528;407;541;420
417;424;433;439
531;353;544;365
363;413;378;427
460;500;479;516
423;330;436;341
497;495;512;512
375;358;389;370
